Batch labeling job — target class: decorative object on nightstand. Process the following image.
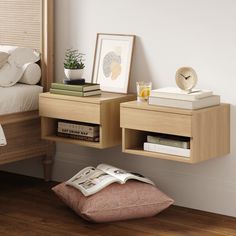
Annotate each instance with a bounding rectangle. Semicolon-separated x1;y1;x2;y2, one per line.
92;33;135;94
64;48;85;80
149;67;220;110
136;81;152;102
175;67;198;92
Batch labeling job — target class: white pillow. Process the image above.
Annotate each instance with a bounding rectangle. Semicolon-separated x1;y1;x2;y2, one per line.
0;52;9;68
0;62;23;87
8;48;40;67
19;63;41;85
0;45;18;54
0;47;41;87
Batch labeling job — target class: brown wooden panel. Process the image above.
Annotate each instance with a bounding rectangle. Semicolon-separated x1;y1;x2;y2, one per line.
121;107;192;137
191;104;230;163
39;97;101;124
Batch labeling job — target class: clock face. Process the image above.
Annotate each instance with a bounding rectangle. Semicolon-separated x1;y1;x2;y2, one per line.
175;67;198;91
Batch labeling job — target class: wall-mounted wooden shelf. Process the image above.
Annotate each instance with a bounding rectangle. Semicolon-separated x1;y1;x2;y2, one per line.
39;92;135;149
120;101;230;163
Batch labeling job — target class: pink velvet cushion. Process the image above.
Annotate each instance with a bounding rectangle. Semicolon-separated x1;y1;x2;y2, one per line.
52;180;174;223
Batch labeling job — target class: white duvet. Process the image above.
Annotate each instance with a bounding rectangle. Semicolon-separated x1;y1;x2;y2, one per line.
0;83;43;115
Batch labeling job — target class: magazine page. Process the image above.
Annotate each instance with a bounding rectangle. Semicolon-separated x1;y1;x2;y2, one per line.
66;166;118;196
97;164;155;186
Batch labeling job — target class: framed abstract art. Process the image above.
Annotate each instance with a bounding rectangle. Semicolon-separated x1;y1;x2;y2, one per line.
92;33;135;93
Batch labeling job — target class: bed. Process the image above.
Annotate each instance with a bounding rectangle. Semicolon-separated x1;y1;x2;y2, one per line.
0;0;54;181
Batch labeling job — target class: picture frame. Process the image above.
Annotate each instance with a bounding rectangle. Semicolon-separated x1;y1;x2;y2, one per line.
92;33;135;94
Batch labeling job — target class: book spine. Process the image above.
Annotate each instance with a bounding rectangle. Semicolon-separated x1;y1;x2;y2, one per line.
58;121;99;133
51;83;83;92
143;142;190;157
50;88;83;97
150;91;213;100
57;132;99;142
147;136;190;149
58;122;99;137
57;127;99;137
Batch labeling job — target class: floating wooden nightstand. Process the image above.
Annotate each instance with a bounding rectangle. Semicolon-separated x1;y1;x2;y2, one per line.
120;101;230;163
39;92;135;149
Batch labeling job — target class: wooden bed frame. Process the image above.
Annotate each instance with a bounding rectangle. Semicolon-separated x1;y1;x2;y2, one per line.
0;0;55;181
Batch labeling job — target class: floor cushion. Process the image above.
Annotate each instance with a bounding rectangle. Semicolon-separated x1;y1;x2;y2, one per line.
52;180;174;223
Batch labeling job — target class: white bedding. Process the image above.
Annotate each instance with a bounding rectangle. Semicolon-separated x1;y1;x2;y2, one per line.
0;83;43;115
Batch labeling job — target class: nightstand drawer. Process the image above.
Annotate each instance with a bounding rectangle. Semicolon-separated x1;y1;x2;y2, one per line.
39;97;100;124
120;107;192;137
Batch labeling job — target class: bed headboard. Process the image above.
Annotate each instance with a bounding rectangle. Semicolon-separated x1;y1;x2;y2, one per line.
0;0;54;91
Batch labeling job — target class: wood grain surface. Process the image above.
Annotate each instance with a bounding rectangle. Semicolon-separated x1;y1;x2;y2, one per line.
0;171;236;236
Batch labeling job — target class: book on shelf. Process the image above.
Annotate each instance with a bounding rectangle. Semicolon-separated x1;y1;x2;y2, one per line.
66;163;155;196
150;87;213;101
57;132;99;142
50;88;101;97
58;121;99;135
51;82;100;92
149;95;220;109
147;134;190;149
57;127;99;138
144;142;190;157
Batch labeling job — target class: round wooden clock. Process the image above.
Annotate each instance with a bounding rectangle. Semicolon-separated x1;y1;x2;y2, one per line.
175;67;198;91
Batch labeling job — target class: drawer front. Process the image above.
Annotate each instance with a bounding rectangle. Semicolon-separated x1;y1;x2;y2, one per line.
121;107;192;137
39;97;100;124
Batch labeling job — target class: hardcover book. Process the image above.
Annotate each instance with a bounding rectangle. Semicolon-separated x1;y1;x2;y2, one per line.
147;134;190;149
150;87;213;101
57;132;100;142
58;121;99;133
57;127;99;138
149;95;220;109
50;88;101;97
66;164;155;196
51;82;100;92
144;142;190;157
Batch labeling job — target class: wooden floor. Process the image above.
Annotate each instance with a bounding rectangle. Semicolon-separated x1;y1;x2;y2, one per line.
0;172;236;236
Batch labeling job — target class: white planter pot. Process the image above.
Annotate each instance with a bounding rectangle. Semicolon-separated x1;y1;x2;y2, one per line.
64;68;84;80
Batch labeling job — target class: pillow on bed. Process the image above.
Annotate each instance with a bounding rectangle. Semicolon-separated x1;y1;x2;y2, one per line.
8;47;40;67
19;63;41;85
0;63;24;87
0;45;18;54
52;181;174;223
0;52;9;68
0;47;41;87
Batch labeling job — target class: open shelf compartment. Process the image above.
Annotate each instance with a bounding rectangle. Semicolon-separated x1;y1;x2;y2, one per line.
41;117;103;149
122;129;192;163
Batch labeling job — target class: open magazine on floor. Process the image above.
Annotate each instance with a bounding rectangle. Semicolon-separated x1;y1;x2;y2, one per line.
66;164;155;197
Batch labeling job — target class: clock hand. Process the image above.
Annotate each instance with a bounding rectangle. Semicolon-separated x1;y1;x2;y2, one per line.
185;75;191;79
180;73;187;79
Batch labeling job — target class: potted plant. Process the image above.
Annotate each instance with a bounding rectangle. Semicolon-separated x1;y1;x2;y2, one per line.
64;49;85;79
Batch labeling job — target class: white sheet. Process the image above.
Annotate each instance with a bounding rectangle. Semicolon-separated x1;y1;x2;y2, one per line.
0;83;43;115
0;125;6;146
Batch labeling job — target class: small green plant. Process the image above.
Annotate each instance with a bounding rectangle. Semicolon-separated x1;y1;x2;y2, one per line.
64;49;85;69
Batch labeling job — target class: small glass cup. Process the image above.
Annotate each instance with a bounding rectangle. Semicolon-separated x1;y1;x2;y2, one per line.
136;81;152;102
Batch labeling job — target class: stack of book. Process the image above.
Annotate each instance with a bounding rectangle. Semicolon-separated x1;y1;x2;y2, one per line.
57;120;99;142
50;83;101;97
143;134;190;157
148;87;220;109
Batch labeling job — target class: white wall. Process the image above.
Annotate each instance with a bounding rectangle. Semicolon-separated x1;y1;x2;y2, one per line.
2;0;236;217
